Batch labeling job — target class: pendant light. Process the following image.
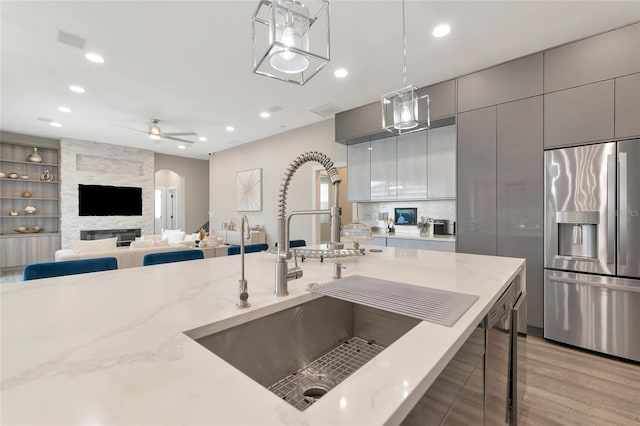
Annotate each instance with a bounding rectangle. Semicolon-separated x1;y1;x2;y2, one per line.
381;0;430;134
252;0;330;85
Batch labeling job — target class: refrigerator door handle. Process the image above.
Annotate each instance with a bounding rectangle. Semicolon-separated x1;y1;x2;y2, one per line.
607;154;616;265
548;276;640;293
619;153;628;265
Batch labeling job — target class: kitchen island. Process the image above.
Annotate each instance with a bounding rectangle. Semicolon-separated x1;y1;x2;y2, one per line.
1;247;524;425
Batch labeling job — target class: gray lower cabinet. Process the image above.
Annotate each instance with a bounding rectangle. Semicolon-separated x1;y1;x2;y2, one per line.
457;106;497;256
0;234;60;268
544;79;615;148
361;236;387;247
615;73;640;138
396;132;427;199
497;96;544;328
370;136;397;200
427;125;456;199
347;142;371;201
386;237;455;252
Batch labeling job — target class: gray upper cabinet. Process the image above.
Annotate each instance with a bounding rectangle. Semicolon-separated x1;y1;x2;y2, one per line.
416;79;456;120
497;96;544;328
457;106;497;256
396;132;427;200
347;142;371;201
427;125;456;199
544;23;640;93
457;53;543;113
544;80;615;148
615;73;640;138
370;136;397;200
335;102;381;142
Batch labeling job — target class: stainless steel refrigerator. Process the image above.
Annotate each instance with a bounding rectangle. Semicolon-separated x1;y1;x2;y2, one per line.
544;139;640;362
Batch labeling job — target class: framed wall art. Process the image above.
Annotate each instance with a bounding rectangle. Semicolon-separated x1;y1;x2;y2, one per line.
237;168;262;211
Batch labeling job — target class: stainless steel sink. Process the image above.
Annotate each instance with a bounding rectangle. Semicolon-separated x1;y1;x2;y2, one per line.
189;296;420;411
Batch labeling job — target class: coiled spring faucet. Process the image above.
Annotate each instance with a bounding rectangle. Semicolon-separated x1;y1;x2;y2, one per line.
275;152;343;297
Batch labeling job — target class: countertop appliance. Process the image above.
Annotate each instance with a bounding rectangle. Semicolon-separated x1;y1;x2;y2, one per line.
544;140;640;362
432;219;450;235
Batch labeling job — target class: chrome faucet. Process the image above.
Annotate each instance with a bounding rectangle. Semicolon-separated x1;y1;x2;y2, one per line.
275;152;343;297
237;215;251;309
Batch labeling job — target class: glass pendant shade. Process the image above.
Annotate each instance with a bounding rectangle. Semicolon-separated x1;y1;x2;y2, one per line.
382;85;430;135
253;0;330;85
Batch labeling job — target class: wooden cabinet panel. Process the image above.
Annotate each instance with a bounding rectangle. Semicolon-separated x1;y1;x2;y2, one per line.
544;23;640;92
457;107;497;256
615;73;640;138
370;136;397;200
396;132;427;200
1;237;28;268
347;142;371;201
544;80;615;148
458;53;543;113
427;125;456;199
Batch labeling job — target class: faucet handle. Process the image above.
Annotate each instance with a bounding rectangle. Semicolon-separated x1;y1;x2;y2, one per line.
333;263;346;279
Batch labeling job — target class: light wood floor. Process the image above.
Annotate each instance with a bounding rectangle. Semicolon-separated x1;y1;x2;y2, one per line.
3;268;639;424
520;336;640;426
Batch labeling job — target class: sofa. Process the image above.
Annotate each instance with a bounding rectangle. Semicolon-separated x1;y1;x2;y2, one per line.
54;236;193;269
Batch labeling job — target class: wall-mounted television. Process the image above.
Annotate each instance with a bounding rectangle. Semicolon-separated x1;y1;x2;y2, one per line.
394;207;417;226
79;184;142;216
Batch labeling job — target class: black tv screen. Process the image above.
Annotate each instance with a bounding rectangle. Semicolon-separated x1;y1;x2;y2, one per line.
79;184;142;216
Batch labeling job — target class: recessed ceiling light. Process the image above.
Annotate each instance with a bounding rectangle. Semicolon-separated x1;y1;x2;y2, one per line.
69;85;85;93
225;126;235;132
260;112;270;119
178;145;186;150
85;52;104;63
50;121;63;127
57;106;71;113
199;136;207;142
334;68;348;78
432;24;451;38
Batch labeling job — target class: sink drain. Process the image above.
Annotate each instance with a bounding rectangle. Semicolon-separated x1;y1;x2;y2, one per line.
303;386;329;399
299;373;336;403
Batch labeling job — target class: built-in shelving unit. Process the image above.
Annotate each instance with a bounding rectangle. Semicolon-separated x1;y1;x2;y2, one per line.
0;134;61;268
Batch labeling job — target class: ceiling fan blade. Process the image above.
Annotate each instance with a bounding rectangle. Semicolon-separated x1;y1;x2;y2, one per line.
162;132;198;136
110;123;148;134
163;135;196;144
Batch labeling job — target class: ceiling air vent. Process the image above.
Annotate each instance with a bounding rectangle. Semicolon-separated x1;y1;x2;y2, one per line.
310;103;342;118
267;106;283;113
57;30;86;49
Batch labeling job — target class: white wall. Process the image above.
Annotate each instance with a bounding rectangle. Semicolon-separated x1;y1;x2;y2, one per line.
209;118;345;246
60;138;155;249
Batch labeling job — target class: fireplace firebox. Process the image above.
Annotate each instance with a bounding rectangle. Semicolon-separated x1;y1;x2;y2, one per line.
80;228;141;247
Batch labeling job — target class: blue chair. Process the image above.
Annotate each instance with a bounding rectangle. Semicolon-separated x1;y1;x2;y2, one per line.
274;240;307;248
23;257;118;281
143;249;204;266
227;243;269;256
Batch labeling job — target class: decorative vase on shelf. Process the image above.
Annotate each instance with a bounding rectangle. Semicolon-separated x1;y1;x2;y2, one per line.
40;169;53;181
26;147;43;163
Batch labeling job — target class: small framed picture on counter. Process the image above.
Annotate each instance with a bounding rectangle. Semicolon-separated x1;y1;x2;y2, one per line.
394;207;417;226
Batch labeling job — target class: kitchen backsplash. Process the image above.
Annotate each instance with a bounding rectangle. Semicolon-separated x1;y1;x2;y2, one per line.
355;200;456;233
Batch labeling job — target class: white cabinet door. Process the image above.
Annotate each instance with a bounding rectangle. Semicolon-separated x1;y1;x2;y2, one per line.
370;136;397;200
427;125;457;199
397;132;427;199
347;142;371;201
386;237;455;252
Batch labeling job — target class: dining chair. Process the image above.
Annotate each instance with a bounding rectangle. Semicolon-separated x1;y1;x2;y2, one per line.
23;257;118;281
227;243;269;256
142;249;204;266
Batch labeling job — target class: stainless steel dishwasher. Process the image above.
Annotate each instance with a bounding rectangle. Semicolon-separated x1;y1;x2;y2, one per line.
485;278;527;425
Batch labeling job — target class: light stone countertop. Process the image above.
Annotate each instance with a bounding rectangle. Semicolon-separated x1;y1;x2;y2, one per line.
1;247;524;425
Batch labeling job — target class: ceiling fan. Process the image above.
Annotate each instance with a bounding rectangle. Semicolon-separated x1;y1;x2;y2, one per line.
117;119;199;144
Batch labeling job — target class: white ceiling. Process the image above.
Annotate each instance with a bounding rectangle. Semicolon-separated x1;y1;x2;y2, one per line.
1;1;639;160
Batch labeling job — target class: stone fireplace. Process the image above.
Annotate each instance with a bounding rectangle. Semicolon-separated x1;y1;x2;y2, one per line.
80;228;142;247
